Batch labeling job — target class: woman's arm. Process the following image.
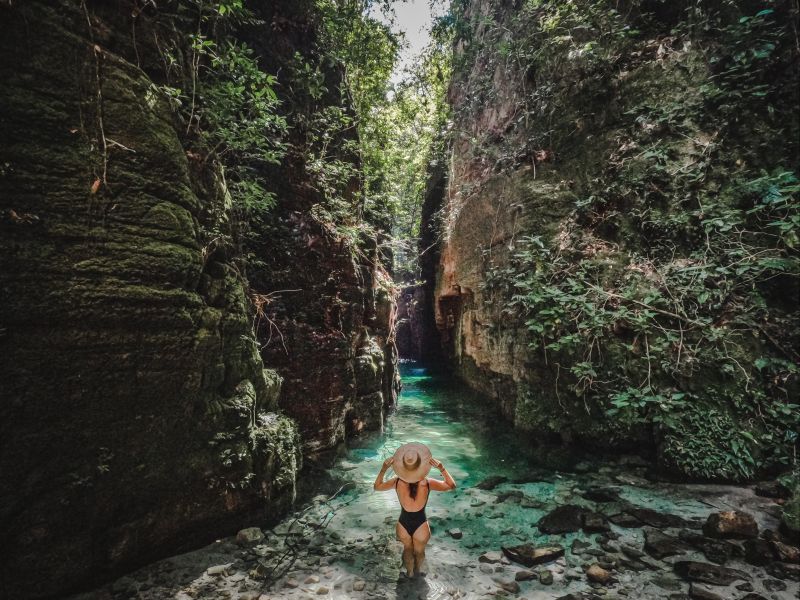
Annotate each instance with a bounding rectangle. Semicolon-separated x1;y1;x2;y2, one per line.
427;457;456;491
373;456;398;491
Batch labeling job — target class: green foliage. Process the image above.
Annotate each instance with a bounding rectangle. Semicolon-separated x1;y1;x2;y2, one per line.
153;1;288;256
194;38;287;214
469;0;800;480
313;0;452;275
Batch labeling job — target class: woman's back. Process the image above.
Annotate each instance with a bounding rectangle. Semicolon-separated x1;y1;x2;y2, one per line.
395;478;429;512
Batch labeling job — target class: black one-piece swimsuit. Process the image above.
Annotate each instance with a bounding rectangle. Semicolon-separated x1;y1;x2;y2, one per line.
396;478;430;536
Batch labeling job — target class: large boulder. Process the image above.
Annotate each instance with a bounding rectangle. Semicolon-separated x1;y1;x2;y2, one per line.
703;511;758;539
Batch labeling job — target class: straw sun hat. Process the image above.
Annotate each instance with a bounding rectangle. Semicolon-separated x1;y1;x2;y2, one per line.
392;442;432;483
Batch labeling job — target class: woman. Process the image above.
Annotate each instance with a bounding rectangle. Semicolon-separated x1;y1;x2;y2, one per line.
373;442;457;577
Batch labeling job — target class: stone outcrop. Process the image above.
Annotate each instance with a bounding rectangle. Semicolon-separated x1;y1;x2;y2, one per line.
239;2;400;451
428;0;800;475
0;0;397;597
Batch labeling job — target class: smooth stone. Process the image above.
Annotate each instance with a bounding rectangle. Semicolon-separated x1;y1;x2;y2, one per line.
316;586;329;594
688;583;723;600
353;580;366;591
514;570;536;581
586;564;612;584
448;528;463;539
608;512;644;528
479;551;504;563
502;544;565;566
538;569;554;585
497;580;520;593
305;575;320;584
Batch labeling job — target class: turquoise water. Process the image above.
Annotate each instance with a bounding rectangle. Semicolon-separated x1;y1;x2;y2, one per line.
339;362;546;489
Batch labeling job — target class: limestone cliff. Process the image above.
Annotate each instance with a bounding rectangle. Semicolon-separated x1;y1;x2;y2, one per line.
0;0;396;597
433;0;799;477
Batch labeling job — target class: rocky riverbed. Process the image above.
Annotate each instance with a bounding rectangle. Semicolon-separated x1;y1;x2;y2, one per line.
70;366;799;600
70;465;799;600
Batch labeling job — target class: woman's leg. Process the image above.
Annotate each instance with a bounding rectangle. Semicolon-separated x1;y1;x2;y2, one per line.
396;521;415;576
411;521;431;575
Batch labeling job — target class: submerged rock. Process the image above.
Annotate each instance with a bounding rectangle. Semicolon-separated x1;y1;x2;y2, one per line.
585;563;612;584
688;583;724;600
571;539;593;554
703;511;758;539
678;530;741;564
644;528;689;560
582;510;610;533
475;476;508;490
673;561;749;586
501;544;565;566
479;551;505;564
514;569;537;581
538;505;585;534
582;487;622;503
627;506;689;529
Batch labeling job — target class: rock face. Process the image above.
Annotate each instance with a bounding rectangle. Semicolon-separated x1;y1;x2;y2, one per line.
0;0;396;597
238;2;401;454
428;0;800;475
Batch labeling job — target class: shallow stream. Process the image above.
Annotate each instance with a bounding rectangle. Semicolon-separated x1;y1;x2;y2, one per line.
75;363;798;600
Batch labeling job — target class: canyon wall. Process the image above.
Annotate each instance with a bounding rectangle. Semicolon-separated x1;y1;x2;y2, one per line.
0;1;396;597
434;0;799;477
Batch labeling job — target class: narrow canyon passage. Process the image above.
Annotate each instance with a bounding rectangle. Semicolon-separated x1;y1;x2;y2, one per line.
2;2;798;598
72;364;798;600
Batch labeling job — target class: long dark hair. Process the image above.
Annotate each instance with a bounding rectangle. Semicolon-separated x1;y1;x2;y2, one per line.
409;481;419;499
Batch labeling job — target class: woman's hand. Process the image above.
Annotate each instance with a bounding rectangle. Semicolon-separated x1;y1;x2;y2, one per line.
382;456;394;469
429;457;443;470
